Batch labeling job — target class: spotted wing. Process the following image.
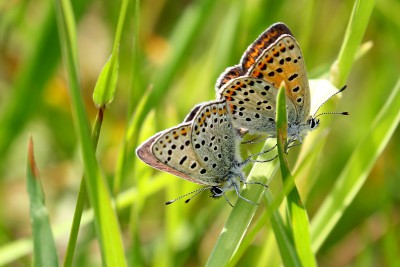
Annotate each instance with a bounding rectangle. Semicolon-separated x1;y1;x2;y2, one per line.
247;35;310;124
217;77;296;135
191;100;239;181
136;123;216;186
215;23;292;90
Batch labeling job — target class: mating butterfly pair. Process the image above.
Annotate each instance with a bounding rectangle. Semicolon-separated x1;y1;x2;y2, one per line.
136;23;347;205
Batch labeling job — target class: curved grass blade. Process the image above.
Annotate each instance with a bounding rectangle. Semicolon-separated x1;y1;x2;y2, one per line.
276;85;316;266
330;0;375;87
228;187;303;267
311;79;400;252
64;4;129;263
27;137;59;267
55;0;127;265
206;139;277;267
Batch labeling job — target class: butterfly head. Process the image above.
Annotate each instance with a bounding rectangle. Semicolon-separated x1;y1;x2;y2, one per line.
308;116;320;130
210;186;224;198
301;85;348;137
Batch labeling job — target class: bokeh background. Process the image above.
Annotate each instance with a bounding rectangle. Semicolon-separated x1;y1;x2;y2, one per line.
0;0;399;266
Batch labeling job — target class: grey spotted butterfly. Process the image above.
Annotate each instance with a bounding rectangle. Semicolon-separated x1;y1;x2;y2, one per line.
136;100;271;205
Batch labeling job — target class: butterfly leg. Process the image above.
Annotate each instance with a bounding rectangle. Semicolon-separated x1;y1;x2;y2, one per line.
285;135;303;152
241;135;274;145
233;179;258;205
244;153;278;164
239;173;268;199
250;144;277;156
241;135;263;144
245;180;269;189
251;155;278;163
240;144;277;166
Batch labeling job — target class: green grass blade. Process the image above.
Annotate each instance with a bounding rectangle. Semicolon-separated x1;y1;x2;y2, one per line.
92;0;128;107
63;107;105;267
266;192;302;267
27;137;59;267
125;88;154;266
0;239;32;266
276;85;317;266
92;56;119;107
115;84;153;193
206;84;308;266
62;179;86;267
126;0;143;114
206;139;277;267
114;0;141;193
0;174;169;265
55;0;127;266
228;186;303;267
311;79;400;252
330;0;375;87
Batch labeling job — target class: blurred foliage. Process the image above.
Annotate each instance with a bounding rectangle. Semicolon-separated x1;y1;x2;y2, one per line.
0;0;399;266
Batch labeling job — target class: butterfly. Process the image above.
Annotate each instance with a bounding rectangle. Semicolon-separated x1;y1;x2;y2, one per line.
136;100;270;206
216;22;347;145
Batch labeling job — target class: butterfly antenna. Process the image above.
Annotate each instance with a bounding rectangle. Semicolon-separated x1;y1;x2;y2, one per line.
314;111;349;119
165;187;210;205
313;85;347;117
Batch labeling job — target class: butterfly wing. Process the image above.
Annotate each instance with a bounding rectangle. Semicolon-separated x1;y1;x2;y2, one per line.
215;23;293;90
183;102;207;123
217;77;296;135
247;34;310;124
215;65;245;91
191;100;240;180
136;123;217;186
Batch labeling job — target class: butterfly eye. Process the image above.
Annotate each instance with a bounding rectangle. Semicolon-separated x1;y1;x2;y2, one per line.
309;118;316;129
309;118;320;129
210;186;223;198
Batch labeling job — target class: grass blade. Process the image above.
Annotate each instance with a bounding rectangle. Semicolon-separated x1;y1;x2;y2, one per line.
330;0;375;87
276;85;316;266
206;139;277;266
92;0;128;107
62;107;105;267
27;137;59;267
311;79;400;252
55;0;127;265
